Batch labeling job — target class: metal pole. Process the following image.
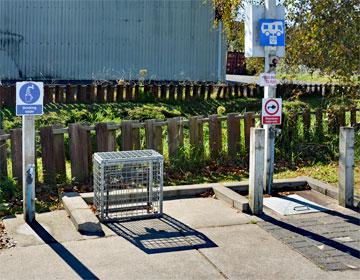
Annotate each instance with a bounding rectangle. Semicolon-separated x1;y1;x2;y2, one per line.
263;0;277;194
22;115;36;222
217;21;223;81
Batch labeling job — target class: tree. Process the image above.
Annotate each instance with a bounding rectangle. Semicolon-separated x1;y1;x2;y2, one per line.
213;0;360;82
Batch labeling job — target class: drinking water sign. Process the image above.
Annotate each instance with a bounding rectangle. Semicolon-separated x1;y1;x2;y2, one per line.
259;19;285;46
16;82;44;116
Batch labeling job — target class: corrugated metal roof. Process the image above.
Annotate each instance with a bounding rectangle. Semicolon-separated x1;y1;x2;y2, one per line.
0;0;226;81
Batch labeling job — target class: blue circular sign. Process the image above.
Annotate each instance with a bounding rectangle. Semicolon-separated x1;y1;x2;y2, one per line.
19;83;40;104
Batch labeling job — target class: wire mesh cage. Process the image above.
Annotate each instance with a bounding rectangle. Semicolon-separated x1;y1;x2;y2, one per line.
93;150;164;221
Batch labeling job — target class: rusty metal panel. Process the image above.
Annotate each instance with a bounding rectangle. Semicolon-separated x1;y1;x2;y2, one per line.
0;0;226;81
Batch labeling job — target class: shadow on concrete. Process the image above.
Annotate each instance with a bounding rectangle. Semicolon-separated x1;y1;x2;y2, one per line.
277;194;360;227
260;213;360;259
29;221;99;279
105;214;217;254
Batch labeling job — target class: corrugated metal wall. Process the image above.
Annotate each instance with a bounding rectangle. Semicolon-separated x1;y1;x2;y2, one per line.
0;0;226;81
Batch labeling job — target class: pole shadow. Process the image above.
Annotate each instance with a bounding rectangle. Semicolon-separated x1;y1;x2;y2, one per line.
276;194;360;227
259;213;360;259
29;221;99;280
105;214;217;254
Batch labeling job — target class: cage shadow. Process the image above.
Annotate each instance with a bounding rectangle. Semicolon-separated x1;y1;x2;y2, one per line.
105;214;217;254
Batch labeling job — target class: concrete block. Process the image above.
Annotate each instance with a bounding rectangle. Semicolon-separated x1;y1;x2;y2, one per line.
213;185;249;212
62;192;103;235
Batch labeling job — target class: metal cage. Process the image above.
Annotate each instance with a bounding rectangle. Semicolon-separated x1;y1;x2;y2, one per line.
93;150;163;221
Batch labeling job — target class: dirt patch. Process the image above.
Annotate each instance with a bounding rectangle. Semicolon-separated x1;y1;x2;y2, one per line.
0;220;16;249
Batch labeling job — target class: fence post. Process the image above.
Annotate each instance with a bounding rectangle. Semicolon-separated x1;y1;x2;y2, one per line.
116;84;124;102
145;119;163;154
315;109;323;141
66;84;76;103
167;117;184;158
207;84;213;99
132;121;141;150
209;114;222;159
185;84;191;100
40;127;56;184
303;109;311;141
244;112;255;153
96;123;116;152
338;127;355;208
125;84;132;100
69;124;91;184
249;128;265;215
227;113;241;160
97;85;105;103
121;121;134;151
89;84;96;103
350;107;357;127
160;84;167;100
10;128;22;183
189;116;204;159
0;130;8;177
176;84;183;101
107;84;115;103
169;84;175;102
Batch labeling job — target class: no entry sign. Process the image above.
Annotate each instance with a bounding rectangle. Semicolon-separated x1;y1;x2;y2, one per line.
262;98;282;125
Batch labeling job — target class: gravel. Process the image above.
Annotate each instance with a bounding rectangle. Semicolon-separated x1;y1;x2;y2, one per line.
0;220;16;249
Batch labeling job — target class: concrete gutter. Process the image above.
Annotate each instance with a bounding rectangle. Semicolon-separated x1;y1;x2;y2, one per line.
80;178;308;204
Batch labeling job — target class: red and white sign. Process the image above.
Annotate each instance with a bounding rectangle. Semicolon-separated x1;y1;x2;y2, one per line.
262;98;282;125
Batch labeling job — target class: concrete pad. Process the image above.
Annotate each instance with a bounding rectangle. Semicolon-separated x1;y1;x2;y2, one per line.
2;210;114;247
62;192;103;235
0;235;224;280
198;224;360;280
164;198;258;229
213;185;249;211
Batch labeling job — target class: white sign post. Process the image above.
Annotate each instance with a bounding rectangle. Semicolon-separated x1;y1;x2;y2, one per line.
245;0;285;193
16;81;44;223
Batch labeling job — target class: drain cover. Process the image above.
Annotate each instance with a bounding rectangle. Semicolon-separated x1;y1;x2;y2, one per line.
263;194;328;216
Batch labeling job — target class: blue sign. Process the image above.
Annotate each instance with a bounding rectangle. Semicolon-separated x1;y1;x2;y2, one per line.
16;82;44;116
259;19;285;46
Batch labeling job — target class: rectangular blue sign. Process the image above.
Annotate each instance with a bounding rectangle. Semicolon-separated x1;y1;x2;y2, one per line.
16;105;43;115
259;19;285;46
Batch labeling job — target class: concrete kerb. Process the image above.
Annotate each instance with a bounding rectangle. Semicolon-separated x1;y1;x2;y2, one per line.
299;176;360;209
62;192;103;235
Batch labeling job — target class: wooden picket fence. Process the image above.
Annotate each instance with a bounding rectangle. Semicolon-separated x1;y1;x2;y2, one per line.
0;81;357;106
0;108;358;187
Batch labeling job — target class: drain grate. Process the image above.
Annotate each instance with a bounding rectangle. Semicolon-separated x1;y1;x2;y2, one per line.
264;194;328;216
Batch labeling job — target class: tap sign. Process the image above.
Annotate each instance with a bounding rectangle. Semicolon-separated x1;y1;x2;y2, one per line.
262;98;282;125
16;82;44;116
259;19;285;46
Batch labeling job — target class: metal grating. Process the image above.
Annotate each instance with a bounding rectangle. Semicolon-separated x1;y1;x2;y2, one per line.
93;150;164;221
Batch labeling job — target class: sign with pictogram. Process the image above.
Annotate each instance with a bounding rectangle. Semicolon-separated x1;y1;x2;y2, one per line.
259;19;285;46
16;82;44;116
262;98;282;125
